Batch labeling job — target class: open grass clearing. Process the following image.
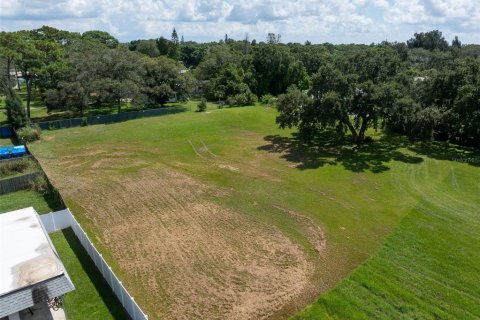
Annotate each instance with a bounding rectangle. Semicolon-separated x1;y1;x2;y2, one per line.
293;154;480;319
29;105;480;319
0;189;56;214
0;137;14;146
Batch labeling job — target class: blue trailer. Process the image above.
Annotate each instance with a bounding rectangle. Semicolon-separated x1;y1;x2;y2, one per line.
0;145;27;159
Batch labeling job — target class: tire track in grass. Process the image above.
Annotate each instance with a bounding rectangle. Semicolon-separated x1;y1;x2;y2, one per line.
294;150;480;319
70;168;319;320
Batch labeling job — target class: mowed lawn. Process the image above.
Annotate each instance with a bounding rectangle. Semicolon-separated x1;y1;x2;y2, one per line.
294;147;480;319
0;190;54;214
29;105;480;319
49;229;130;320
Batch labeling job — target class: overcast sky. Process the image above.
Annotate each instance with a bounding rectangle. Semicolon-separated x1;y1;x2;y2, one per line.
1;0;479;44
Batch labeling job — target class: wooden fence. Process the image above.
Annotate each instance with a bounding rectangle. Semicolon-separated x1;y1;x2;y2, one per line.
0;172;41;195
0;155;33;164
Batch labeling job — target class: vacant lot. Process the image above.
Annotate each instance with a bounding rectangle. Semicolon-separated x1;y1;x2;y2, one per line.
30;106;480;319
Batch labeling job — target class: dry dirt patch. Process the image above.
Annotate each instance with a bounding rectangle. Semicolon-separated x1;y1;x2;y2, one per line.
42;155;322;319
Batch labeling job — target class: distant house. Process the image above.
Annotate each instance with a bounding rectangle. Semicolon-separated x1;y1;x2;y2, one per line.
8;71;24;89
0;207;74;320
196;80;209;94
414;76;428;82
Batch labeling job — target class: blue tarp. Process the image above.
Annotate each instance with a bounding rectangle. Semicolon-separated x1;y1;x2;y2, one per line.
0;145;27;159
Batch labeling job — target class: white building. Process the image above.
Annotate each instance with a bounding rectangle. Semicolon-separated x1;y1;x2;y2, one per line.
0;208;74;320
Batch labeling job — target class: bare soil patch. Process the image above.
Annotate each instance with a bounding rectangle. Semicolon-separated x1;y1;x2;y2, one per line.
39;149;324;319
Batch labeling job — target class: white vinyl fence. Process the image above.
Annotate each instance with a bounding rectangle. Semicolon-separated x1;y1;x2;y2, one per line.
41;209;148;320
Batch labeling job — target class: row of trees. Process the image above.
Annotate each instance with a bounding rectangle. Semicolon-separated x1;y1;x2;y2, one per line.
1;27;479;147
276;40;480;147
0;26;196;128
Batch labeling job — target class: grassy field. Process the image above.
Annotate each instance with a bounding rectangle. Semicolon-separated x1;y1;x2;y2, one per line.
0;189;56;214
0;86;216;125
293;147;480;319
28;105;480;319
0;190;129;319
0;137;14;145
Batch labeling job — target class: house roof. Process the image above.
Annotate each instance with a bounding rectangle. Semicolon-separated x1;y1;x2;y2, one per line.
0;207;74;317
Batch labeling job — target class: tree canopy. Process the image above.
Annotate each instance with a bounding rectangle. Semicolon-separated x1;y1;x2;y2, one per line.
0;26;478;147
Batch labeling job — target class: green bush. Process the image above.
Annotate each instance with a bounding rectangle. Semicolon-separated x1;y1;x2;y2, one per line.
30;174;48;193
81;116;88;126
226;92;257;107
260;94;277;107
17;125;42;143
197;98;207;112
29;174;65;209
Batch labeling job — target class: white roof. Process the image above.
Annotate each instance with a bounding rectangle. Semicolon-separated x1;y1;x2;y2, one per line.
0;207;64;296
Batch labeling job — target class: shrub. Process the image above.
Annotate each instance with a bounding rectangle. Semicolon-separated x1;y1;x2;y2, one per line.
197;98;207;112
226;92;257;107
5;88;27;129
0;158;34;177
81;116;88;126
260;94;277;107
30;175;48;193
225;96;235;107
17;125;42;143
29;174;65;210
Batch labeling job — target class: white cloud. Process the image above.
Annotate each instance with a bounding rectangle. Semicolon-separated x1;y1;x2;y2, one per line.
386;0;428;24
424;0;474;18
371;0;390;9
0;0;479;44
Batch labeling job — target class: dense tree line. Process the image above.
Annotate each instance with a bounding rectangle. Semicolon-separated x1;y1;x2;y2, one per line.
1;27;479;147
0;26;196;125
275;32;480;147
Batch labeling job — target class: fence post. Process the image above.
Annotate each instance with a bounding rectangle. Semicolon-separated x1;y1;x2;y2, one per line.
109;266;114;290
52;212;57;231
131;297;137;320
119;282;125;306
99;253;104;275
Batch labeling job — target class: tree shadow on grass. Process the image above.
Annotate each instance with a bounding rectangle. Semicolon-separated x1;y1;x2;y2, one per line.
257;131;424;173
61;228;130;320
408;141;480;167
42;191;65;212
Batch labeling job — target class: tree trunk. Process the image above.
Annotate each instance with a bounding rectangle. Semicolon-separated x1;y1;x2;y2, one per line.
356;116;370;144
13;63;20;89
342;117;358;141
5;57;12;90
26;77;32;119
117;99;121;114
